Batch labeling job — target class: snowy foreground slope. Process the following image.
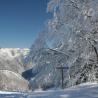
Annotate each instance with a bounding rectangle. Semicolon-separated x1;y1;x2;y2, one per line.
0;83;98;98
0;70;29;91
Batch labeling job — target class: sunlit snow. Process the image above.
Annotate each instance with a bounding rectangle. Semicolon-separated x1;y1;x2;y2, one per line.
0;83;98;98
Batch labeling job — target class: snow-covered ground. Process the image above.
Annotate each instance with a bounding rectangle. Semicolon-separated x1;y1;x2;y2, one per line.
0;82;98;98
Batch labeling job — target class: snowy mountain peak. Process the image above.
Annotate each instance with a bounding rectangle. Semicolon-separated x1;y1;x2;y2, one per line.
0;48;31;74
0;48;29;58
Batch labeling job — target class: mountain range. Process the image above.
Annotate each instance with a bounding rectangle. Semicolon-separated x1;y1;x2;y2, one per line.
0;48;31;91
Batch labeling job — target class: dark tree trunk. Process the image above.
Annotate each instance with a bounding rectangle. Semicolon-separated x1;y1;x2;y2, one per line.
92;45;98;61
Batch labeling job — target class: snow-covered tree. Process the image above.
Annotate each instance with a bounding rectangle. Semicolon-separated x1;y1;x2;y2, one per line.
26;0;98;90
47;0;98;84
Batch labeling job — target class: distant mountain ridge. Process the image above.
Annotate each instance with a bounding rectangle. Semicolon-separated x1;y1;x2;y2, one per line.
0;48;31;91
0;48;30;74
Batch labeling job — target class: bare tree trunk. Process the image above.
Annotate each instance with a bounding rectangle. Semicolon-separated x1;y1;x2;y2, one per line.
92;45;98;61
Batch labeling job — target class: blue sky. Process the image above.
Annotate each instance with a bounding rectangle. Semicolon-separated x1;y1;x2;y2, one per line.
0;0;51;48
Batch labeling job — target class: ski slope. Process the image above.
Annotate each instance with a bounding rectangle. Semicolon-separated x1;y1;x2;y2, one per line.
0;82;98;98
